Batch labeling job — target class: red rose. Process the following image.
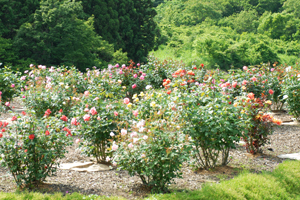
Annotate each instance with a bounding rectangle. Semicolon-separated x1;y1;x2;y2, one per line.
1;128;5;132
29;134;35;140
60;115;68;122
45;130;50;136
0;133;3;138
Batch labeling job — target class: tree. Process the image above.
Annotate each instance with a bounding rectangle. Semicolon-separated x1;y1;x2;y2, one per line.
80;0;158;62
13;0;116;71
0;0;40;39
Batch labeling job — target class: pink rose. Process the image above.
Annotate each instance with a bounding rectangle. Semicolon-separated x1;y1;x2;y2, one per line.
243;66;248;71
115;64;119;68
242;80;248;85
71;118;78;125
251;77;257;82
121;129;127;136
90;107;97;115
84;91;89;96
112;143;118;151
133;110;138;117
5;102;10;107
128;143;133;148
133;74;138;78
75;139;80;144
271;68;275;72
132;84;137;89
11;84;15;88
119;70;123;75
124;98;130;104
232;82;237;88
84;108;89;112
140;76;145;80
114;111;118;116
83;114;90;121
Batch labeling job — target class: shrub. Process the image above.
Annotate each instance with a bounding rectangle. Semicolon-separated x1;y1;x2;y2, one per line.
0;110;73;187
111;90;191;192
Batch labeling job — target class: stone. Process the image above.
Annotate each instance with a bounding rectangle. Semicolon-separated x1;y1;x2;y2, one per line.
58;162;94;170
278;153;300;160
72;164;111;172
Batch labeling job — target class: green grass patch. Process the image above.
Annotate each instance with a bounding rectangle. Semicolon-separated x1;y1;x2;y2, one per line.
1;160;300;200
146;160;300;200
0;191;126;200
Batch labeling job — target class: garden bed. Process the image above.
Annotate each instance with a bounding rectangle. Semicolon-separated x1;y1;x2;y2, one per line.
1;116;299;199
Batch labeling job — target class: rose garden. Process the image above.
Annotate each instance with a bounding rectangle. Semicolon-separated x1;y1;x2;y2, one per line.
0;57;300;199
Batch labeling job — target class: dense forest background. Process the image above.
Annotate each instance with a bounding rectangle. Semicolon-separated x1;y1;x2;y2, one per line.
0;0;300;71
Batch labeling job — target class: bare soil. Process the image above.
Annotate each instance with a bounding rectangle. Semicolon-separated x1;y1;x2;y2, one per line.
1;99;300;199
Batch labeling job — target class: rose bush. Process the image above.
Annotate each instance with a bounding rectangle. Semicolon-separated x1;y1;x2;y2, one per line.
0;110;73;187
110;90;191;192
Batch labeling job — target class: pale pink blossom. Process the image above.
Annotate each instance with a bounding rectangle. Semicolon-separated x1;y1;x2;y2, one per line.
113;162;117;166
130;132;138;138
142;73;146;76
97;116;101;120
141;154;146;158
106;156;111;162
128;143;133;148
143;135;148;140
133;138;139;144
140;76;144;80
110;132;115;137
84;108;89;112
20;76;26;81
121;129;127;136
114;111;118;116
75;139;80;144
133;74;138;78
5;102;10;107
112;143;118;151
84;91;89;96
271;68;275;72
119;70;123;75
243;66;248;71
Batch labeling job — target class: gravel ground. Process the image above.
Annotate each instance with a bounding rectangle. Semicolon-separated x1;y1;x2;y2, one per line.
1;101;300;199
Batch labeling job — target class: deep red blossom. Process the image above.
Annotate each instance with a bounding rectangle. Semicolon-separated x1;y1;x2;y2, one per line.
44;109;51;117
29;134;35;140
63;127;72;136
